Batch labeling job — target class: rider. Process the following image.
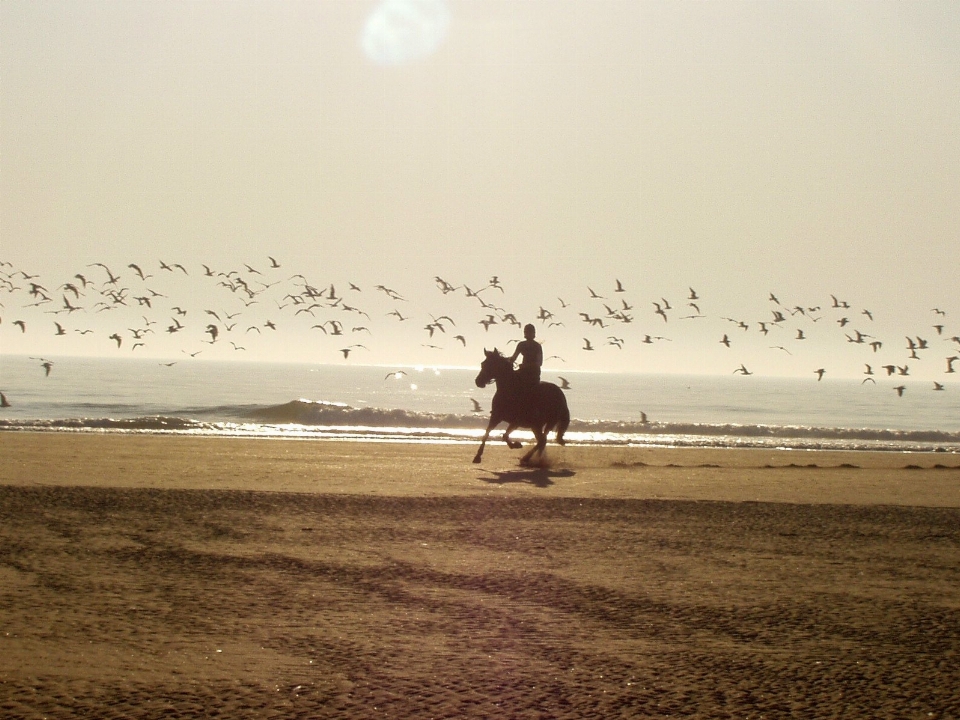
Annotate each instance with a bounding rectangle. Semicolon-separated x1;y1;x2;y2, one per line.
508;323;543;397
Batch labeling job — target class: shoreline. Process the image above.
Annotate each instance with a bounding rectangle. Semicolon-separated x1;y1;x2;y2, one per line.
2;431;958;506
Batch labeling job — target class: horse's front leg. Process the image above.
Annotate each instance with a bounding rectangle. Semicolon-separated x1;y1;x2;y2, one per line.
473;415;501;463
502;423;522;449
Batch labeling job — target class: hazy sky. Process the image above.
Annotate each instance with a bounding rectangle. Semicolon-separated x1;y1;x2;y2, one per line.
2;0;959;377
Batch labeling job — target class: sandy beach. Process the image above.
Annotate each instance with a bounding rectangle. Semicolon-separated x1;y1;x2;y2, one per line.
2;433;959;718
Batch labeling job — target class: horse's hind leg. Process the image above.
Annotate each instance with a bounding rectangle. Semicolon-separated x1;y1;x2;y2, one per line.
545;421;565;446
520;426;547;465
502;423;522;449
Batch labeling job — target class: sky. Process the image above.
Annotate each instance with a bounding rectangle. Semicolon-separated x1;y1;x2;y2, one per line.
2;0;959;379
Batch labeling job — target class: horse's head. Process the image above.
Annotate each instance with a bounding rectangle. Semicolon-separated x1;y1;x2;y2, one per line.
475;348;509;388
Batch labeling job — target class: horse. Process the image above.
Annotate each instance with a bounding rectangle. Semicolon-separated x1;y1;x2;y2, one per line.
473;348;570;464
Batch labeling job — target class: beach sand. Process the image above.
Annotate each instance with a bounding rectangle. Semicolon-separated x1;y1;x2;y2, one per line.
1;433;958;718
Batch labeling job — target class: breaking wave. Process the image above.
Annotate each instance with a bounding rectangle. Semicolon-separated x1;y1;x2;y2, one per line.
1;399;958;452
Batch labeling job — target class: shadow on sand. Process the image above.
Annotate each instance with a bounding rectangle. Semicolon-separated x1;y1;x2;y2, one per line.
478;468;576;488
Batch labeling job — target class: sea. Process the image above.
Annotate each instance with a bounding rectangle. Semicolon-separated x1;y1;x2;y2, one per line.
0;355;958;453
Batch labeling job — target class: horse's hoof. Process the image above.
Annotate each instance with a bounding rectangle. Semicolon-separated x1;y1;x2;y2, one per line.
472;455;482;464
557;438;566;446
508;441;522;449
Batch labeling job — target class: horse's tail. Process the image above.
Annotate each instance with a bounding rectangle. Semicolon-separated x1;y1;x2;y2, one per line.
555;391;570;445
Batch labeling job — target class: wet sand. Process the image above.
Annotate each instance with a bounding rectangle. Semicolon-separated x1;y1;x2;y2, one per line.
1;433;959;718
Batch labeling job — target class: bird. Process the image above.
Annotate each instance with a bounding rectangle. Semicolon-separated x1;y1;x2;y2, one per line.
0;391;10;408
933;382;945;391
579;313;605;328
470;398;483;413
582;338;594;351
814;368;826;381
434;276;458;294
60;295;81;313
88;262;120;284
893;385;906;397
340;344;368;359
557;376;572;389
128;263;152;280
108;333;122;348
733;364;752;375
385;370;408;380
720;334;731;348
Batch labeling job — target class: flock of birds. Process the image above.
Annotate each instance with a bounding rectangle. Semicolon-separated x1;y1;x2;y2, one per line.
1;257;958;402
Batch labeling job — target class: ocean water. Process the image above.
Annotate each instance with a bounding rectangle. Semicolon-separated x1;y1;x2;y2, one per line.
0;355;958;453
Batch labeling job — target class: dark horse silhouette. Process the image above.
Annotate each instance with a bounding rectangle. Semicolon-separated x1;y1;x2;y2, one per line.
473;349;570;464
